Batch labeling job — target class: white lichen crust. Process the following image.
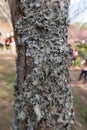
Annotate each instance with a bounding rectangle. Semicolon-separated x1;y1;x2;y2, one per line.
11;0;74;130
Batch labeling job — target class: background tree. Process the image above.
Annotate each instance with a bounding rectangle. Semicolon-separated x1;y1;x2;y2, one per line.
0;0;12;27
8;0;74;130
69;0;87;23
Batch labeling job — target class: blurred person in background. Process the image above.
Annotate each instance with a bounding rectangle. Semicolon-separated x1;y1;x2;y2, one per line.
5;33;11;51
0;32;5;52
72;48;78;67
78;58;87;83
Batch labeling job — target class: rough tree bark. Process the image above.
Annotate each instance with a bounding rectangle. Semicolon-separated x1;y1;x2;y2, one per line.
8;0;74;130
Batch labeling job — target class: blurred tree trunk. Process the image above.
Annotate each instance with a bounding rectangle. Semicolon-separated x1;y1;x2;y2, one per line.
8;0;74;130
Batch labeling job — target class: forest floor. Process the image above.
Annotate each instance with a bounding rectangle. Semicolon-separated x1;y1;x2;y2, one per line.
0;52;87;130
70;67;87;106
70;67;87;130
0;53;16;130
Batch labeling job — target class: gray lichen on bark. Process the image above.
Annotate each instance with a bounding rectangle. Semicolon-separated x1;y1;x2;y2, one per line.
9;0;74;130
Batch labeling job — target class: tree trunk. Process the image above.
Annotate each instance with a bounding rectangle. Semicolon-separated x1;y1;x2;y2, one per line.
8;0;74;130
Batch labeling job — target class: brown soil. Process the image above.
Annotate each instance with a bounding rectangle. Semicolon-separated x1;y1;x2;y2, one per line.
70;67;87;106
70;67;87;130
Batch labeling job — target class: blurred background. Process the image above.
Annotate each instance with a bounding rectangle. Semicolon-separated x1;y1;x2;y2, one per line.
0;0;87;130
